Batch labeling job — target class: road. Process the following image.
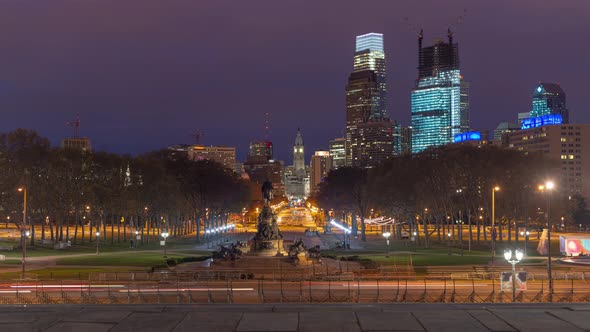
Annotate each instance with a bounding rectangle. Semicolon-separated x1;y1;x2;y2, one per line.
0;278;588;304
276;207;317;229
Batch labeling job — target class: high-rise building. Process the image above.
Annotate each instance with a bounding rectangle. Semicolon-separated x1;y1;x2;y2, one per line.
310;151;333;193
167;144;236;171
187;145;236;170
247;140;273;164
345;32;393;167
350;120;394;168
530;82;568;124
504;123;590;202
329;138;346;169
61;137;92;152
493;122;520;141
400;126;413;155
354;33;386;118
411;30;470;154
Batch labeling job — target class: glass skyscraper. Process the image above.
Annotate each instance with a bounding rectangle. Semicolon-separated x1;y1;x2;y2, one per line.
530;82;568;124
345;32;393;167
411;30;469;154
353;33;387;119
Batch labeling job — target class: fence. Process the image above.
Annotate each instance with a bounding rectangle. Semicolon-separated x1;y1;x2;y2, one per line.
1;278;589;305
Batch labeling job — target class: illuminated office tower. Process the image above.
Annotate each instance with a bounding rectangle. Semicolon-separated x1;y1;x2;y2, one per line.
346;32;392;167
530;82;568;124
354;33;387;119
411;29;470;154
329;138;346;169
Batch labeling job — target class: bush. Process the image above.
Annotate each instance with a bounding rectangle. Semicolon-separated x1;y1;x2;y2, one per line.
339;255;378;269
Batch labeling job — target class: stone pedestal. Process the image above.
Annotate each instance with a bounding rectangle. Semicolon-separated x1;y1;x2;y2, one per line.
251;239;286;256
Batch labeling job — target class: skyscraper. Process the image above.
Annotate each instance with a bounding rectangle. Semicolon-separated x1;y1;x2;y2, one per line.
411;30;470;154
354;33;387;118
310;151;333;194
345;32;393;167
329;138;346;169
530;82;568;124
247;140;273;163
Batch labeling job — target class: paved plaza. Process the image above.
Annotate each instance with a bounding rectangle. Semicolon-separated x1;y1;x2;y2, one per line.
2;303;590;331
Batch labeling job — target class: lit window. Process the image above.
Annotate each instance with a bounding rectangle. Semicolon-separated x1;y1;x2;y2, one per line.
561;138;567;142
569;155;575;160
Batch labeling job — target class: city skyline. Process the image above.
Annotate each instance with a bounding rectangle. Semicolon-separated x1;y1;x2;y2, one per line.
1;1;588;163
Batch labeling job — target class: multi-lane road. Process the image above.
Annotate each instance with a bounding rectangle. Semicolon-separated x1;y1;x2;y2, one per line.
1;278;589;304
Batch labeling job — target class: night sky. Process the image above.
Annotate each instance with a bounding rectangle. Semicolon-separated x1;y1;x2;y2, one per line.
1;1;589;163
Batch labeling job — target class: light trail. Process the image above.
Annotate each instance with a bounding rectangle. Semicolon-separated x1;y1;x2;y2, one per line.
120;288;255;293
10;284;125;289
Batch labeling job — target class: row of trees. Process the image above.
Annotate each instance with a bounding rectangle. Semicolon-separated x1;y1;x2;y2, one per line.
0;129;255;246
315;144;588;244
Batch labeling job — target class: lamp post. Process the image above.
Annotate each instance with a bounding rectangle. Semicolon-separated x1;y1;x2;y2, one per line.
520;230;530;256
491;186;500;266
161;231;169;258
382;232;391;253
539;181;555;293
447;232;452;255
17;187;27;278
95;231;100;255
504;248;524;302
412;231;417;252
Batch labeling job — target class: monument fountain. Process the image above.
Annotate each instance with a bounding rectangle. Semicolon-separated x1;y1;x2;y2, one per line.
250;180;287;256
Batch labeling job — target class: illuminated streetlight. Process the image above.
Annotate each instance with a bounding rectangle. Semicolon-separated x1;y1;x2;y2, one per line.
504;248;524;302
95;231;100;255
17;187;27;278
447;232;452;255
382;232;391;247
492;186;500;266
161;231;169;258
539;181;555;293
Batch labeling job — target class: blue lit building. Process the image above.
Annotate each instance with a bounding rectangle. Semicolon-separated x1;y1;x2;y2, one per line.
530;82;568;124
411;30;470;154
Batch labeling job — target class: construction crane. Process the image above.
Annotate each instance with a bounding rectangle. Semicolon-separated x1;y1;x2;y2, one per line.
66;114;81;138
190;130;203;145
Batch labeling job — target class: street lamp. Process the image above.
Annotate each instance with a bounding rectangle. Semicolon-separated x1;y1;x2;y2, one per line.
539;180;555;293
447;232;452;255
382;232;391;252
161;231;169;258
520;230;530;256
504;248;524;302
17;187;27;278
491;186;500;266
95;231;100;255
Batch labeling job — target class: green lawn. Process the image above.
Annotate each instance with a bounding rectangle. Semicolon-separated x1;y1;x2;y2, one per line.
0;267;138;280
55;252;189;267
0;236;209;259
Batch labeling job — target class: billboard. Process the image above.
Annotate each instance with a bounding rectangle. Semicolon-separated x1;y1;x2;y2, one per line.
559;236;590;256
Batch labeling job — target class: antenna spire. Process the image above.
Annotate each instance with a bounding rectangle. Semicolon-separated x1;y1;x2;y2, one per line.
264;112;270;141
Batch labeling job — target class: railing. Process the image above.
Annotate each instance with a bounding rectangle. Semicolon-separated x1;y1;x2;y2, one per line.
1;278;589;305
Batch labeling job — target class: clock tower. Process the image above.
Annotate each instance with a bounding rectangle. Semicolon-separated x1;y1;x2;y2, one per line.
293;128;305;175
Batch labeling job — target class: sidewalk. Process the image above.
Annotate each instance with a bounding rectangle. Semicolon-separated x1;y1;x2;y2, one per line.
2;303;590;331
